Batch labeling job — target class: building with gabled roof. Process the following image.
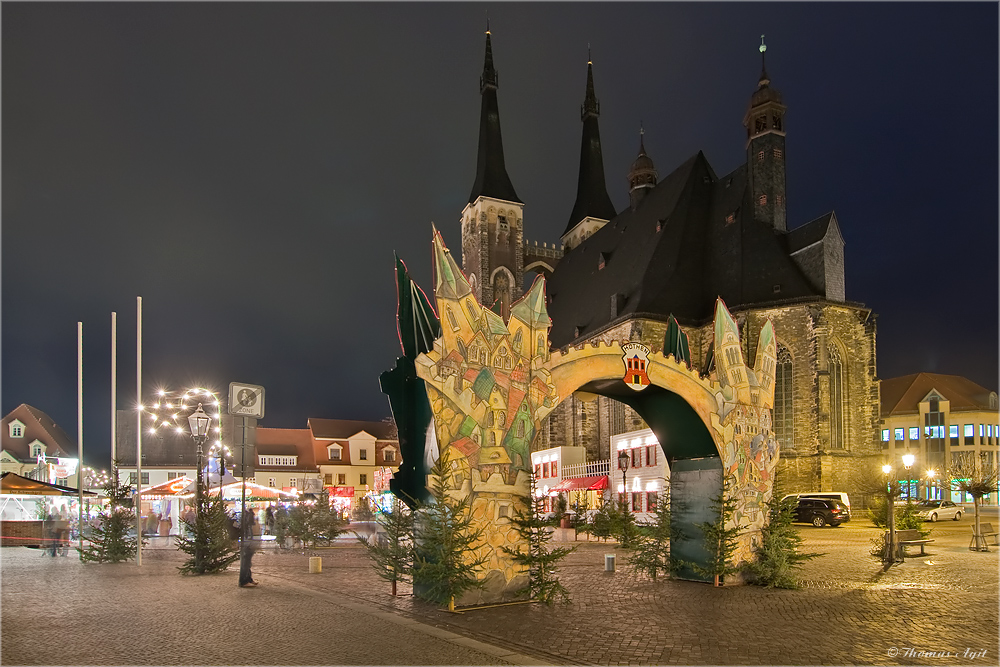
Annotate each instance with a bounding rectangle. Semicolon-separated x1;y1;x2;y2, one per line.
879;373;999;504
2;404;80;486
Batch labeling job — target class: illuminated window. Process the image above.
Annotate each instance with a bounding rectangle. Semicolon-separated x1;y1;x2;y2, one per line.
775;195;783;206
631;448;641;468
631;492;643;512
534;463;541;478
965;424;974;445
881;429;890;443
551;461;558;477
757;151;765;162
647;492;657;511
758;194;767;206
950;425;959;441
646;445;657;467
725;213;735;225
894;428;904;441
773;148;783;159
542;462;550;478
909;427;920;441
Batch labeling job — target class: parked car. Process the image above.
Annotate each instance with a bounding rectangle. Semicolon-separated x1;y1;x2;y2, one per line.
792;497;851;527
782;492;852;511
914;499;964;522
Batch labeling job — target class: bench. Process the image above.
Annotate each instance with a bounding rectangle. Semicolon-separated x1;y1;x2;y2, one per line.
969;522;999;551
895;529;934;559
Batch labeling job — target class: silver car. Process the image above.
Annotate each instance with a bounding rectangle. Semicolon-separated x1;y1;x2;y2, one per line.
915;499;964;522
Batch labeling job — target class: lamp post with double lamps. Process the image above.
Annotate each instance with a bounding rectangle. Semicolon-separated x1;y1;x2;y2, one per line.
618;449;631;515
926;469;938;501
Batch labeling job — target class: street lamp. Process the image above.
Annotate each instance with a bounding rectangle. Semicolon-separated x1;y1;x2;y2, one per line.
926;469;938;501
902;453;915;502
882;463;897;566
618;449;631;514
188;403;211;516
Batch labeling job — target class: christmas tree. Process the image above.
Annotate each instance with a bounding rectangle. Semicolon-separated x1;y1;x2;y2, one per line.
358;495;414;596
79;462;139;563
411;451;487;610
627;491;683;580
502;472;576;604
175;472;239;574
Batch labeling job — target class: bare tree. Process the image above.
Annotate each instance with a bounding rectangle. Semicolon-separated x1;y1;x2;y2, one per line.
946;454;1000;551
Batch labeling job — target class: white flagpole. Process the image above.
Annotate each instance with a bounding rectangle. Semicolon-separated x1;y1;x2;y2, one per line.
136;297;142;566
111;312;117;464
78;322;84;553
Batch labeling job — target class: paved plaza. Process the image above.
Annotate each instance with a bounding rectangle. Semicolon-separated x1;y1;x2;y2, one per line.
2;517;998;666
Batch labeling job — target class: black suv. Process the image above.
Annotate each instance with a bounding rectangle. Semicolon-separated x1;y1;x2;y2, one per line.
793;497;850;527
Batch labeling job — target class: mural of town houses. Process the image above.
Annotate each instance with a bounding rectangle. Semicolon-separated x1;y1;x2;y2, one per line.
414;228;560;604
610;428;670;523
710;301;780;565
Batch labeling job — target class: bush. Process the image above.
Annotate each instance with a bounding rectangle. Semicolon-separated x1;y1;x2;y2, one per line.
868;497;930;538
743;495;821;589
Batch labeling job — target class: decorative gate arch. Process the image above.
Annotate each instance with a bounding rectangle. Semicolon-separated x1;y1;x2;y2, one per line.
382;229;779;603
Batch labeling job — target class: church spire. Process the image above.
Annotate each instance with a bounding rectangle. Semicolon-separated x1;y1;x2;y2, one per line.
468;25;521;204
743;35;788;232
562;52;617;245
628;124;657;210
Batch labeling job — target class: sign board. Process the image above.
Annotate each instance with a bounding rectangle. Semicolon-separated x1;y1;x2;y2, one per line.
229;382;265;419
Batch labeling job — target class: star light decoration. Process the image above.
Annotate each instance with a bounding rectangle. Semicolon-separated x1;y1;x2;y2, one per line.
140;387;226;454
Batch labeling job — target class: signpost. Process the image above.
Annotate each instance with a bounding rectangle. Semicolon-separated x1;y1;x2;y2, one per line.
229;382;264;588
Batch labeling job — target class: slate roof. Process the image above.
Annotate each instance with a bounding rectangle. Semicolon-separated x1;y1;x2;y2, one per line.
547;150;826;346
565;61;617;233
880;373;997;417
307;418;396;441
468;31;521;205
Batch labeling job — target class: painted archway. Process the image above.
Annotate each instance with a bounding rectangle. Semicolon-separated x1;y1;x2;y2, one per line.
383;229;779;602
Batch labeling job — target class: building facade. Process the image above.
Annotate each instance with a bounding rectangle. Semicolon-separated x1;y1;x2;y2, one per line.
451;31;880;504
2;404;81;488
880;373;999;504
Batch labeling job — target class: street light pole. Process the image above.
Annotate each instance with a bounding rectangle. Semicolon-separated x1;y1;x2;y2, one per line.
188;403;211;569
882;463;896;567
618;449;631;516
902;453;915;503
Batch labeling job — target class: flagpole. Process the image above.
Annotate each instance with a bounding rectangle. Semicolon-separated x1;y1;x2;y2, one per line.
111;312;117;463
78;322;84;554
136;297;142;566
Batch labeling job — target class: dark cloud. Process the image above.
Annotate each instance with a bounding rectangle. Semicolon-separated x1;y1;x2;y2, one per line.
3;3;997;467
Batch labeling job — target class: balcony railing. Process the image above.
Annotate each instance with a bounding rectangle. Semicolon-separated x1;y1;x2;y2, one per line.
562;459;611;479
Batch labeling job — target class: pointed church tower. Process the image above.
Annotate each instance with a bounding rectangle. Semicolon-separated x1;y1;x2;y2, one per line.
743;36;787;232
627;126;657;210
461;23;525;322
561;52;617;251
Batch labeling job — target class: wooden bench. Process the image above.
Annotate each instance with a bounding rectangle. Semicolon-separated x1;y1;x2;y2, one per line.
969;522;999;551
895;529;934;559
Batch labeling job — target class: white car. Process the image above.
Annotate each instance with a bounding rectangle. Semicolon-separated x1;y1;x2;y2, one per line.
915;499;964;522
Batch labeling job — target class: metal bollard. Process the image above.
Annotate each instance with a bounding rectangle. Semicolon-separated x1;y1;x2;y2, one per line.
605;554;616;572
309;556;322;573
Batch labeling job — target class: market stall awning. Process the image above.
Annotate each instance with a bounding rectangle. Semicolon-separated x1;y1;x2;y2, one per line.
327;486;355;498
139;477;193;498
549;475;608;492
175;479;299;500
0;472;97;496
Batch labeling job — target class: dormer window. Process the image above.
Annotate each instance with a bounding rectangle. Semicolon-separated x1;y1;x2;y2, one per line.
327;445;342;461
30;442;44;458
9;420;24;438
598;252;609;270
383;447;396;463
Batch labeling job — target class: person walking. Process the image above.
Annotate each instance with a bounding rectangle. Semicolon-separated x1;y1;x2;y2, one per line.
239;508;258;588
43;510;57;557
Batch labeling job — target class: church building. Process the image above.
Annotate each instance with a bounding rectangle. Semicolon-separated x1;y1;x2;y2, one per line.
453;29;881;503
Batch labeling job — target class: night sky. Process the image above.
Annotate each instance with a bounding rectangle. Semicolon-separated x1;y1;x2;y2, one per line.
3;3;997;469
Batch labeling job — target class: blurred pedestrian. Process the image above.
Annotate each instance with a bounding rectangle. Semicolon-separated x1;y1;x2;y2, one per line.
239;508;258;588
43;510;57;556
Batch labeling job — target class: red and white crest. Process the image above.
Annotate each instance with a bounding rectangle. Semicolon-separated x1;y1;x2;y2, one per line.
622;342;651;391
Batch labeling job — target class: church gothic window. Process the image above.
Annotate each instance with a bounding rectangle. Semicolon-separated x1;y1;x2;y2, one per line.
447;307;459;331
774;345;793;447
513;329;523;353
828;345;845;449
538;334;546;355
466;300;478;321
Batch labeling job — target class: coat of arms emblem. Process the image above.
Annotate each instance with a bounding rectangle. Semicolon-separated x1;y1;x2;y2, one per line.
622;342;651;391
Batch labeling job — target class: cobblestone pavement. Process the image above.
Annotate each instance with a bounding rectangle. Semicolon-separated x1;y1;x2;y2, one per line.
3;517;998;666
